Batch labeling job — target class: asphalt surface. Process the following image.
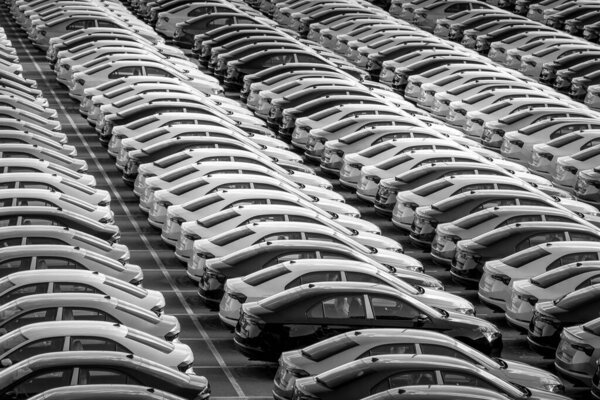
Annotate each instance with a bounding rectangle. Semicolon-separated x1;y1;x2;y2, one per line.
0;3;592;399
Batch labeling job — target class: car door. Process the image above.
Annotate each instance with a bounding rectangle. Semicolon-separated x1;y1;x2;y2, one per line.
365;294;424;329
75;366;142;385
546;252;600;271
304;294;368;343
2;367;74;399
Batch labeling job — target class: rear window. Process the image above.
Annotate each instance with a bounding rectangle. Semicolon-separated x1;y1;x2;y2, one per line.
548;133;581;148
113;96;141;108
301;334;359;362
531;266;597;289
358;142;396;158
127;116;158;130
432;196;467;212
197;209;238;228
313;108;341;122
258;286;303;311
413;179;453;197
377;154;412;171
502;246;550;268
519;121;552;136
160;165;197;183
463;92;490;105
481;101;510;114
338;130;371;145
499;112;530;125
243;265;291;286
169;180;207;196
455;212;496;229
554;285;600;309
318;361;374;389
573;145;600;161
153;152;192;169
475;229;512;247
210;226;253;247
103;87;131;99
583;318;600;335
136;128;170;143
183;193;223;212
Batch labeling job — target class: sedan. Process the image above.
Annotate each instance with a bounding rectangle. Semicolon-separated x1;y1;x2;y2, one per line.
292;354;569;400
360;386;522;400
234;282;502;361
555;317;600;385
507;261;600;331
28;385;190;400
479;241;600;312
0;158;95;187
553;144;600;190
0;352;208;399
0;320;193;371
573;166;600;206
275;329;563;400
219;260;474;324
0;144;87;172
528;284;600;356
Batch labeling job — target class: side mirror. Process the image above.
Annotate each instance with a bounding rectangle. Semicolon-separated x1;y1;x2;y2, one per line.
413;313;429;326
1;359;12;368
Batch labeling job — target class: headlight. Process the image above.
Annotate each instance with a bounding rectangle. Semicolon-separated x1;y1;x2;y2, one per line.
479;326;500;342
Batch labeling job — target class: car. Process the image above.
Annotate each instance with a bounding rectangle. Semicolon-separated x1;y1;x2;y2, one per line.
0;244;142;285
28;384;189;400
0;106;60;131
432;206;597;266
528;284;600;356
544;2;600;30
0;131;75;156
0;144;87;172
0;173;109;206
155;2;242;37
403;190;592;245
392;175;540;235
219;259;474;324
528;130;600;179
553;144;600;190
539;50;600;87
451;221;600;287
0;158;94;186
359;386;524;400
0;320;193;371
570;69;600;101
474;23;555;55
555;316;600;385
234;282;502;361
519;44;599;80
0;269;164;314
478;241;600;312
291;354;570;400
0;95;56;120
574;166;600;206
0;352;209;399
274;329;564;400
172;12;260;48
506;261;600;331
501;118;600;166
0;188;112;223
188;221;413;280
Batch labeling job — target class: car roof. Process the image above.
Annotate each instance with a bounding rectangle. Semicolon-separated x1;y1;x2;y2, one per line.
13;320;128;339
0;244;87;257
9;293;118;310
279;259;377;272
28;384;186;400
6;269;104;284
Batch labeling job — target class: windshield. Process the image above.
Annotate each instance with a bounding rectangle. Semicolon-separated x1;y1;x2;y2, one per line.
210;226;254;247
502;246;550;268
104;276;147;299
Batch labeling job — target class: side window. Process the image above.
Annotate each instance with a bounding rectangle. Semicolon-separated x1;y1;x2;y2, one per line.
445;3;469;12
0;182;15;189
420;344;473;362
7;337;64;364
551;124;588;139
0;238;23;247
288;216;317;223
53;282;100;294
285;271;342;289
206;17;232;29
70;337;128;352
36;257;85;270
415;157;452;167
78;368;141;385
0;283;47;303
518;198;548;206
569;232;600;242
188;6;210;17
0;217;17;227
372;133;410;144
62;308;119;323
257;232;303;243
453;183;494;194
97;20;119;28
345;272;387;285
471;199;516;212
26;237;67;245
304;233;340;243
547;252;599;271
17;198;52;207
253;183;283;191
296;54;322;63
0;257;32;273
145;67;175;78
545;215;575;223
575;274;600;290
440;371;495;390
307;295;366;319
319;251;350;260
227;199;268;208
263;251;317;267
243;215;286;224
21;217;57;226
496;215;543;228
108;66;143;79
370;296;420;320
66;21;87;30
358;343;416;358
496;184;525;191
371;370;436;394
3;308;58;331
582;138;600;149
215;183;252;190
20;183;52;190
516;232;566;252
9;368;72;398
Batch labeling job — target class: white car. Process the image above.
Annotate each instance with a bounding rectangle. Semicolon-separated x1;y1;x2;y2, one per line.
478;241;600;312
0;106;60;131
0;131;74;156
69;59;223;100
501;118;600;166
0;244;143;285
0;95;56;120
187;222;422;280
431;205;594;266
0;269;164;313
0;225;129;261
0;158;95;187
0;293;180;341
553;144;600;190
0;189;112;223
392;175;539;232
155;2;240;38
133;148;315;197
505;261;600;330
219;260;474;328
0;321;193;371
151;175;358;231
529;130;600;179
176;204;400;259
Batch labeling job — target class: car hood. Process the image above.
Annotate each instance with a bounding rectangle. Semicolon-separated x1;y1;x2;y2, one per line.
417;287;473;313
501;359;563;390
435;222;466;238
442;310;498;331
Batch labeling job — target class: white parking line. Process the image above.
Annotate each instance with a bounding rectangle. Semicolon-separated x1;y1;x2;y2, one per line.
5;26;247;398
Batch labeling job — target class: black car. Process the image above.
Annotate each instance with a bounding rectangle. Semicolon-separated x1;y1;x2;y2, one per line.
201;239;443;309
0;352;209;400
451;222;600;287
172;12;258;48
292;354;569;400
224;48;332;90
361;385;518;400
408;190;569;247
528;284;600;356
374;162;511;215
234;282;502;361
